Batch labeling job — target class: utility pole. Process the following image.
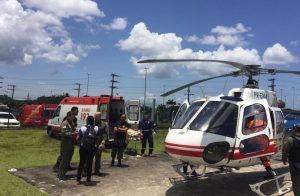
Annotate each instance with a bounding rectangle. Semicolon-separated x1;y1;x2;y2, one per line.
110;74;119;97
74;83;81;97
184;86;194;103
8;84;16;100
163;85;165;105
292;86;295;110
143;68;148;115
268;78;276;91
0;77;3;95
284;95;287;104
86;73;91;96
0;76;3;88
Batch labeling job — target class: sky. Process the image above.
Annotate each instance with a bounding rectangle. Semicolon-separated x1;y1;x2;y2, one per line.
1;0;300;109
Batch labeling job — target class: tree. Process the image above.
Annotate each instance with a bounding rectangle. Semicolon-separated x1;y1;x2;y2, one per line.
166;99;176;107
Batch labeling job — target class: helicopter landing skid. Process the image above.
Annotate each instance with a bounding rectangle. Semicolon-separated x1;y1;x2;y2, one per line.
249;172;291;196
171;164;232;180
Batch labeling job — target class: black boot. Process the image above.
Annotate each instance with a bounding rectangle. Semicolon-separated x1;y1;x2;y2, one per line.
111;159;115;167
182;165;188;174
264;166;276;180
117;159;122;167
53;162;59;172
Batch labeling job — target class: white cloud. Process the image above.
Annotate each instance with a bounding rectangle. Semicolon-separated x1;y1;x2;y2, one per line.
211;23;250;35
22;0;105;21
200;35;218;45
117;22;182;57
290;40;299;46
263;43;299;65
102;17;127;30
0;0;101;66
186;23;250;47
118;22;262;78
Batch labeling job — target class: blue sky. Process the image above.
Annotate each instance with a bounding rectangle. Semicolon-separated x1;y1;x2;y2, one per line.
1;0;300;109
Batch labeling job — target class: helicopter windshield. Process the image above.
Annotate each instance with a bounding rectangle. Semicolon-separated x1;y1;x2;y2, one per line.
172;101;205;129
189;101;238;138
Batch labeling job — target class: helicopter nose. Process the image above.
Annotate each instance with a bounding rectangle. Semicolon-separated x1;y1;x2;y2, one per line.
165;129;205;158
165;129;231;165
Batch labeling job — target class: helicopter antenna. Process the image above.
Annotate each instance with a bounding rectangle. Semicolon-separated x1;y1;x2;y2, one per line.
222;77;229;94
199;85;206;98
241;75;245;86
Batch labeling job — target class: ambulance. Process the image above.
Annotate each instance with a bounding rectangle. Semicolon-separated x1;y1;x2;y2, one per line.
19;104;58;127
47;95;125;140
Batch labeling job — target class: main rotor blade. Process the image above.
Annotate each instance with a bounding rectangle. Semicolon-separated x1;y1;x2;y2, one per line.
262;68;300;75
161;73;235;97
138;59;246;70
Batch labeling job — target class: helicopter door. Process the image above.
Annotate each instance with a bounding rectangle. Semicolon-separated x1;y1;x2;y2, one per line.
172;100;189;126
271;108;284;152
233;101;274;160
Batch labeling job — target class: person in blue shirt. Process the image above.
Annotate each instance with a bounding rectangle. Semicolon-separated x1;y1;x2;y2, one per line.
76;116;99;185
138;114;157;156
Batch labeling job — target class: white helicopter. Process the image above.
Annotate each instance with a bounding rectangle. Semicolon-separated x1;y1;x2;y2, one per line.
138;59;300;181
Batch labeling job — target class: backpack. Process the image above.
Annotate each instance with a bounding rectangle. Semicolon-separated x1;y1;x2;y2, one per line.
81;126;97;151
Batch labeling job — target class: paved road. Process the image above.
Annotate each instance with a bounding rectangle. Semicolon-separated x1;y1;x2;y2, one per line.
13;153;293;196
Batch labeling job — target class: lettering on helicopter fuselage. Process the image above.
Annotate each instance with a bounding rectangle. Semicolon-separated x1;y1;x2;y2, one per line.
253;92;267;99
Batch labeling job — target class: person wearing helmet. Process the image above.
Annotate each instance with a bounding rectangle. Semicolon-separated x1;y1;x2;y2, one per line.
282;124;300;196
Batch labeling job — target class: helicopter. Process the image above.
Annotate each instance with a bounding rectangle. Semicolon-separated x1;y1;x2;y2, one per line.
138;59;300;179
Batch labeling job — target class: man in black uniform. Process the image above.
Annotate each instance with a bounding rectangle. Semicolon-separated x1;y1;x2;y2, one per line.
282;125;300;196
138;114;157;156
111;114;130;167
53;106;79;172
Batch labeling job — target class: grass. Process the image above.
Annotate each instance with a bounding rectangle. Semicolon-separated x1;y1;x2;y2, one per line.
0;128;167;196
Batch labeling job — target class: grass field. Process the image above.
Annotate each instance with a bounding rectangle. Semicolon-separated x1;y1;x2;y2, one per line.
0;128;167;196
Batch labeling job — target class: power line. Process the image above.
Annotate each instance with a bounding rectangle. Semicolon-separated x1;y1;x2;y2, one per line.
74;83;81;97
110;74;119;97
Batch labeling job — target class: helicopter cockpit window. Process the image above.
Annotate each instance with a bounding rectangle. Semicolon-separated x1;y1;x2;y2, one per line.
189;101;238;138
275;111;284;134
172;103;188;126
242;104;267;135
172;101;204;129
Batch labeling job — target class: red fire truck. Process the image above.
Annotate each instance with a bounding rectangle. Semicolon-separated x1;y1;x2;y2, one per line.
47;95;125;140
19;104;58;127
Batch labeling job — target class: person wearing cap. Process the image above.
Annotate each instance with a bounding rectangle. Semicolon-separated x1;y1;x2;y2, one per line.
53;106;78;172
58;111;76;180
282;124;300;196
